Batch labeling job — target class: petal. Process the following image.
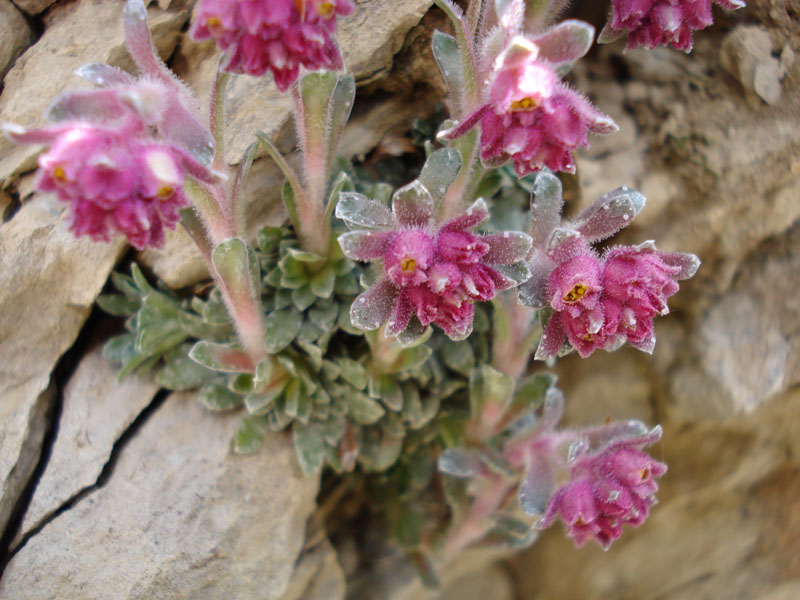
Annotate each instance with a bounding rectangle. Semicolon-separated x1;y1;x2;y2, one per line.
349;277;398;331
391;180;435;228
482;231;533;264
573;186;646;243
441;197;490;232
338;230;394;261
385;290;412;336
335;192;394;230
534;312;567;360
528;172;564;248
532;19;595;65
656;251;700;280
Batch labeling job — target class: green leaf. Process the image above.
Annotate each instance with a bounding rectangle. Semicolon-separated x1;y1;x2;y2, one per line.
432;31;464;105
374;375;403;411
189;341;255;373
402;382;424;429
228;372;254;394
390;345;433;374
234;415;270;453
441;339;474;376
396;317;432;348
293;422;326;475
418;148;462;207
104;333;135;364
308;302;338;332
337;358;368;390
327;74;356;170
469;364;513;417
292;285;317;311
111;272;140;300
156;356;216;391
177;310;232;341
513;373;556;410
96;294;140;317
198;382;244;412
263;309;304;353
310;266;336;298
347;392;386;424
244;380;287;415
212;238;256;303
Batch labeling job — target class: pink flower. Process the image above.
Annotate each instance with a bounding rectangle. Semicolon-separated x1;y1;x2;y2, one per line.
4;0;219;250
540;426;667;549
336;180;533;341
191;0;354;89
30;119;189;250
601;0;745;52
476;38;616;176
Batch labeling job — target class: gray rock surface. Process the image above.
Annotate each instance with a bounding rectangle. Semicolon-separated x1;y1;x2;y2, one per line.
0;393;320;600
15;347;160;542
0;0;30;78
0;195;126;533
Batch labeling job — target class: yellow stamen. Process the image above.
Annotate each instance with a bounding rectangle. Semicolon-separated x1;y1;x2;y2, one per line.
510;96;538;111
206;16;221;27
317;1;335;17
583;333;594;342
563;283;588;303
400;257;417;273
53;166;67;182
640;468;651;481
157;185;174;199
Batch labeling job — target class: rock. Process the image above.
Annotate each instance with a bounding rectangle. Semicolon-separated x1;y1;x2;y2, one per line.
14;347;160;543
0;195;126;533
0;384;55;537
0;393;320;600
721;25;783;106
0;0;30;78
275;535;346;600
0;0;188;187
9;0;57;17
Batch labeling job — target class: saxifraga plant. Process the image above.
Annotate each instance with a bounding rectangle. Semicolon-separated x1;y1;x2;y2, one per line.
5;0;742;584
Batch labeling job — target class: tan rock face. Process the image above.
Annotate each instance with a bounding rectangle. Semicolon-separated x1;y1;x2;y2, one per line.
9;0;57;17
0;0;30;78
0;196;126;533
14;347;160;543
0;393;320;600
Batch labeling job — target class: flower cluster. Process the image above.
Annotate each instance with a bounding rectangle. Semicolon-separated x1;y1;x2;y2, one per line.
336;180;532;340
516;175;699;359
30;117;189;250
4;0;217;250
479;38;617;175
600;0;746;51
541;240;698;358
539;426;667;548
191;0;354;90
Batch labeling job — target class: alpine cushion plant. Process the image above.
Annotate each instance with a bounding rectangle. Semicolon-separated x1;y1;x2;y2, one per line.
336;174;533;342
2;0;730;579
599;0;746;51
191;0;354;89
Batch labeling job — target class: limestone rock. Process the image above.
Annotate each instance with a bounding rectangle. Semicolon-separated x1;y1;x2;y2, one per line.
721;25;783;106
15;347;160;543
0;0;30;78
0;195;125;533
0;393;320;600
9;0;57;17
275;536;346;600
0;0;188;186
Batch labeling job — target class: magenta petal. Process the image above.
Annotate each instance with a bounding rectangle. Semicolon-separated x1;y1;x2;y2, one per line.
440;198;490;233
386;290;412;336
391;180;435;228
535;312;567;360
338;231;395;262
349;277;399;331
482;231;533;264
